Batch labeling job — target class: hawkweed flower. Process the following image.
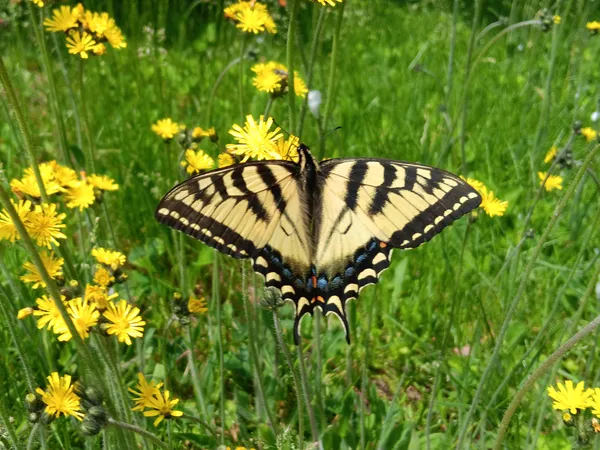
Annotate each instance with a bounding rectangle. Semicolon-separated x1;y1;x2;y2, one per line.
87;174;119;191
32;294;68;332
273;135;300;162
143;389;183;426
92;247;126;270
251;62;308;98
93;267;115;287
227;115;283;161
580;127;598;142
544;146;557;163
43;5;79;32
587;21;600;34
129;373;163;412
85;284;117;310
188;296;208;314
547;380;591;414
152;118;182;141
191;127;209;141
55;297;99;342
0;199;33;243
66;31;97;59
48;161;78;187
587;388;600;417
65;181;95;211
218;153;236;168
28;203;67;248
10;173;62;199
181;149;215;175
35;373;84;421
102;300;145;345
460;177;508;217
17;307;34;319
538;172;563;191
225;1;277;34
21;251;64;289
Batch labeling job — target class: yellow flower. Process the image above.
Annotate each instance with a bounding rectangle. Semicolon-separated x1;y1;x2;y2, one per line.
104;23;127;49
587;388;600;417
87;174;119;191
129;373;163;412
43;5;79;32
586;21;600;34
85;284;117;310
48;161;78;187
294;74;308;98
547;380;591;414
538;172;563;191
459;176;485;193
0;199;33;243
28;203;67;249
55;297;99;342
227;115;283;162
218;153;236;168
188;296;208;314
544;146;557;164
102;300;145;345
33;294;67;332
21;251;64;289
553;15;561;24
231;2;276;34
65;181;96;211
35;373;84;421
93;43;107;55
94;267;115;287
251;62;308;97
152;118;181;141
10;174;62;199
581;127;598;142
66;31;97;59
273;135;300;162
143;389;184;426
593;418;600;433
480;186;508;217
181;149;215;175
192;127;209;140
316;0;343;5
18;307;34;319
84;11;111;37
92;247;126;270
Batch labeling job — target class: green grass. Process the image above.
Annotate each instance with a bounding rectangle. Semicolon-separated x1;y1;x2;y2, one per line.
1;0;600;449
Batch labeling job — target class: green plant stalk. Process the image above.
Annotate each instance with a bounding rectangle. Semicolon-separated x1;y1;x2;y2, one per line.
212;253;225;446
264;97;274;119
242;264;279;435
0;183;101;382
493;267;600;450
207;56;244;124
445;0;459;106
360;290;375;450
78;59;97;173
455;144;600;449
286;0;301;133
26;422;41;450
239;34;247;121
0;392;21;450
298;6;326;137
313;309;325;430
319;0;345;160
108;418;170;449
297;343;319;444
184;325;209;421
273;309;304;450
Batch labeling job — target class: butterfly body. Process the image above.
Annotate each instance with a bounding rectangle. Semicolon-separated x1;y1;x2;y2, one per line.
156;144;481;344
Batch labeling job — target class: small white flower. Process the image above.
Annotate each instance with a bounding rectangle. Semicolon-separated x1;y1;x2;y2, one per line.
591;111;599;122
308;90;322;119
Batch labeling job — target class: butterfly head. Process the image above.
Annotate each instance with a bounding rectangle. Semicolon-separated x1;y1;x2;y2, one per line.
297;143;317;171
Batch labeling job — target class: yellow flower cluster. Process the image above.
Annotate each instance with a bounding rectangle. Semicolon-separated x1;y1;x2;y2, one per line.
0;200;66;248
35;372;84;421
181;149;215;175
226;114;300;163
224;1;276;34
460;177;508;217
251;61;308;98
129;373;183;426
44;3;127;59
548;380;600;429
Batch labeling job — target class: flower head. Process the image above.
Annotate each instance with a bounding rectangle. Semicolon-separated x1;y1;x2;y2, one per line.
226;1;277;34
87;174;119;191
28;203;67;248
102;300;145;345
143;389;184;426
480;187;508;217
55;297;99;342
547;380;591;414
538;172;563;191
65;181;96;211
92;247;126;270
48;161;78;187
227;115;283;162
218;153;236;168
581;127;598;142
44;5;79;32
0;199;33;243
188;296;208;314
129;373;163;412
588;388;600;418
85;284;117;310
251;62;308;98
587;21;600;34
192;127;209;140
21;251;64;289
152;118;181;141
94;267;115;287
460;176;486;193
181;149;215;175
31;0;44;7
18;307;34;319
66;31;97;59
544;146;557;164
35;373;84;420
273;135;300;162
10;173;62;199
33;294;68;332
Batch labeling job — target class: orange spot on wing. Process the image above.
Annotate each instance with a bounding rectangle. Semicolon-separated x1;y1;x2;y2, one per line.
379;242;387;248
311;275;317;288
316;296;324;303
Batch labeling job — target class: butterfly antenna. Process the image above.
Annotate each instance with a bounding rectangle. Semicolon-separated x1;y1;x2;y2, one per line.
308;126;342;148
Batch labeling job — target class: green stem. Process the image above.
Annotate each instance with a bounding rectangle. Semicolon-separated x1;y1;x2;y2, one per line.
184;326;208;421
273;308;304;450
297;343;319;444
455;144;600;449
78;59;97;173
493;271;600;450
239;34;247;121
263;97;274;119
26;422;41;450
360;290;375;450
212;253;225;445
445;0;459;106
207;57;244;125
0;392;21;450
108;418;170;449
319;1;345;160
286;0;301;133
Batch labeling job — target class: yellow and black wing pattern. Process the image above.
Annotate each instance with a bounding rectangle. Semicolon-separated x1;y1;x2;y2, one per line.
155;145;481;344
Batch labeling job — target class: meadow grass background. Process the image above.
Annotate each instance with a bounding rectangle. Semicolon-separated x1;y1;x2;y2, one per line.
1;0;600;448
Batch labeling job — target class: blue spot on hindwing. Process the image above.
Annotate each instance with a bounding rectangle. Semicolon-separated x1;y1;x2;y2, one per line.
368;240;378;251
356;253;368;264
317;277;328;290
329;276;342;289
345;266;355;278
